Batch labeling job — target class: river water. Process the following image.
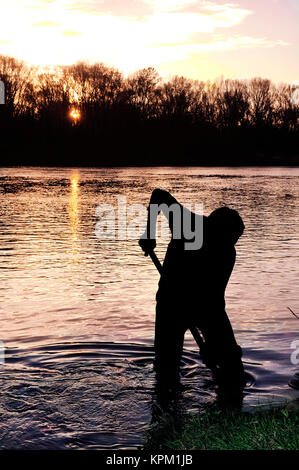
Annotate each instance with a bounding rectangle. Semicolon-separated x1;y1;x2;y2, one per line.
0;166;298;449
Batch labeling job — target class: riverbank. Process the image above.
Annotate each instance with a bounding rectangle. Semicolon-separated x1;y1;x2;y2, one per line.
144;404;299;451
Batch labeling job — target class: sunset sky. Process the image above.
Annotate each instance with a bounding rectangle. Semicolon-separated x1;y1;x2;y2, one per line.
0;0;298;82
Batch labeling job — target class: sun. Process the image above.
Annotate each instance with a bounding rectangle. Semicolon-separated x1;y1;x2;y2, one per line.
69;107;81;124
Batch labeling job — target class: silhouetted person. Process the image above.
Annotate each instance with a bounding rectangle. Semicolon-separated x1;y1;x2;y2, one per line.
289;372;299;390
139;189;245;392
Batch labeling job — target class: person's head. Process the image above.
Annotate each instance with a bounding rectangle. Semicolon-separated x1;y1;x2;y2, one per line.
208;207;244;245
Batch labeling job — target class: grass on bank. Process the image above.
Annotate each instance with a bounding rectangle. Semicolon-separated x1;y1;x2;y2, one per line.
144;405;299;451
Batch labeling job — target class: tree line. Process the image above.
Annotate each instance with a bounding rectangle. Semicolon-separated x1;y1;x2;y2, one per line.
0;54;298;166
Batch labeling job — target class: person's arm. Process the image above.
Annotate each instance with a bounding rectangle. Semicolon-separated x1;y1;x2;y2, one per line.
139;189;181;255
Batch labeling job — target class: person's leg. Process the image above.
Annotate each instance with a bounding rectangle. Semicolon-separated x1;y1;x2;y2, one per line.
289;372;299;390
200;308;244;387
154;299;186;386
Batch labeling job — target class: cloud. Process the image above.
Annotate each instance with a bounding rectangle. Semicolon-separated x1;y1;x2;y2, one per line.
143;0;198;13
33;20;59;27
202;36;289;51
68;0;153;17
62;30;83;36
23;0;57;8
65;0;252;28
196;2;253;28
66;0;252;28
0;0;291;77
149;35;290;63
